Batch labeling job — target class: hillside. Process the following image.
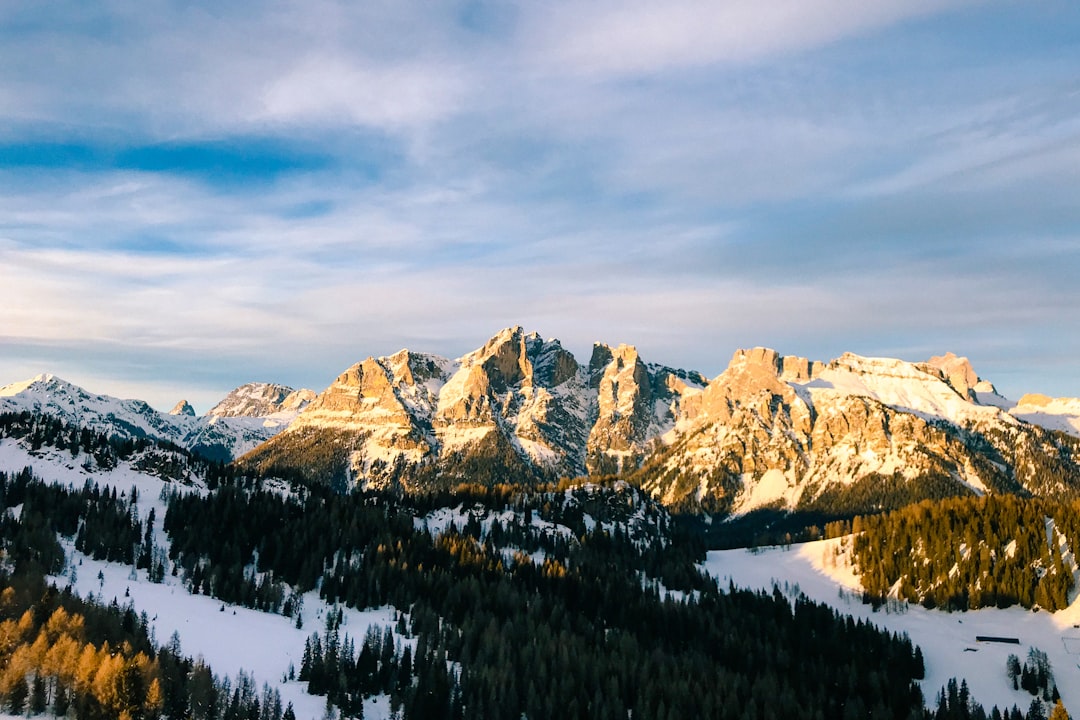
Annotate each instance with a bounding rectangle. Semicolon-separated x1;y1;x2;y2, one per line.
0;391;1074;718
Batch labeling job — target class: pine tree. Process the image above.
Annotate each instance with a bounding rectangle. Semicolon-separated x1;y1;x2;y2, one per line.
8;677;28;714
30;674;46;714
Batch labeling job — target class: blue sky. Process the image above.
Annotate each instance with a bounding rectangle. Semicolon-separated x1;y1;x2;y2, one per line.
2;0;1079;411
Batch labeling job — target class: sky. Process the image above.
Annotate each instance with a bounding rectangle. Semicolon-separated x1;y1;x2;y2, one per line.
2;1;1080;412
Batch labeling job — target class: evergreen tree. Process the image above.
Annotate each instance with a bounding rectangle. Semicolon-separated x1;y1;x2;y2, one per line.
8;677;28;714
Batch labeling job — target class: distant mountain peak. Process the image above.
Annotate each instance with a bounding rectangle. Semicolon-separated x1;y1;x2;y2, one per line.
170;400;196;417
206;382;315;418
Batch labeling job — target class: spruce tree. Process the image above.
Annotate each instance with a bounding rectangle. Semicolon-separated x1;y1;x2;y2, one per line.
8;677;28;714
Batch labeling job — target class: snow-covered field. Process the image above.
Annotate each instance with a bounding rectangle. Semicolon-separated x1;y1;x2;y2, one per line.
10;434;1080;717
0;439;404;720
705;539;1080;716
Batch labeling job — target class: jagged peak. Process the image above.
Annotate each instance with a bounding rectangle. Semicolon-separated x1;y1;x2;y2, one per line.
380;348;453;387
924;351;981;392
170;400;196;417
588;343;644;389
462;326;526;361
207;381;314;418
727;348;822;382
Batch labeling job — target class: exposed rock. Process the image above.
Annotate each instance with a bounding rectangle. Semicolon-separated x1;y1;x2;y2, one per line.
169;400;196;417
633;348;1080;514
207;382;315;418
1016;393;1054;408
233;334;1080;515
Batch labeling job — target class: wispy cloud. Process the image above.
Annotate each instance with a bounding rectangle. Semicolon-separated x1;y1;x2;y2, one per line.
2;0;1080;408
521;0;974;77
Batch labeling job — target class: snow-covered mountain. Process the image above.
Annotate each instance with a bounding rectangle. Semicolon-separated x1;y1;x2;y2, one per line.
238;327;1080;514
238;327;706;489
0;374;314;460
206;382;315;419
635;347;1080;514
7;330;1080;515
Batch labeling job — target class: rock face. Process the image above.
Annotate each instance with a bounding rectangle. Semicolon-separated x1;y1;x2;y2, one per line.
585;343;705;475
923;351;1001;399
13;332;1078;516
243;328;601;489
241;330;1080;515
169;400;196;417
633;349;1080;514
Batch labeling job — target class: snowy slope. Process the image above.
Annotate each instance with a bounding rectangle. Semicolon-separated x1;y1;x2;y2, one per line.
1010;395;1080;438
0;436;405;720
705;541;1080;717
796;353;1011;428
0;374;303;460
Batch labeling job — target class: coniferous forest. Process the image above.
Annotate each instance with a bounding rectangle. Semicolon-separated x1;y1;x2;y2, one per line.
0;410;1074;719
847;495;1079;611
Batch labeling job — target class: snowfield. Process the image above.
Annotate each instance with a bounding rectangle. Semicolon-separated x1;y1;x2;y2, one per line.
0;438;405;720
705;539;1080;716
8;431;1080;718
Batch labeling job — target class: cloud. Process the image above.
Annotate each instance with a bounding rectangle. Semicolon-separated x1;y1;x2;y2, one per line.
2;0;1080;408
522;0;972;78
258;54;468;128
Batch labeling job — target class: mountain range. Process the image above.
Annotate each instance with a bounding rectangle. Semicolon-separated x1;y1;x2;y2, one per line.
0;375;314;461
4;326;1080;514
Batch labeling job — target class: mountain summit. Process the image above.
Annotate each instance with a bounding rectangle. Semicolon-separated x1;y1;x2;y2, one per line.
6;333;1080;516
238;329;1080;514
0;374;314;461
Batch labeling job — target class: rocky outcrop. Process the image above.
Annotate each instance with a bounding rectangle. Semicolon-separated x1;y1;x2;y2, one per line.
633;348;1080;514
584;343;706;475
242;327;595;490
169;400;196;417
234;333;1080;514
206;382;315;418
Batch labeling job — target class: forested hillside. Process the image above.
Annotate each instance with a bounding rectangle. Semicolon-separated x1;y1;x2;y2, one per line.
0;469;298;720
845;496;1079;611
163;476;931;720
0;408;1073;719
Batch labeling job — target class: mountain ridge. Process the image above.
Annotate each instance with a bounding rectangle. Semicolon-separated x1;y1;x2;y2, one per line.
0;373;315;461
6;329;1080;516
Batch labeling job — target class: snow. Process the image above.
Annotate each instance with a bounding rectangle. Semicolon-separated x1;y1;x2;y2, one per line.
1010;396;1080;438
0;374;297;459
436;425;493;451
0;438;405;720
55;546;402;720
732;469;800;514
795;354;1007;429
705;539;1080;716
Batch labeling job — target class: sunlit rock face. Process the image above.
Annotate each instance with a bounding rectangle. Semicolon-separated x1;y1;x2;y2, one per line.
232;332;1080;513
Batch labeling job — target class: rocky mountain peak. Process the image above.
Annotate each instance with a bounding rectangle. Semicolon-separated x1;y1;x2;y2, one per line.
526;335;579;388
461;326;532;393
726;347;823;383
922;352;1000;399
170;400;196;417
206;382;315;418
